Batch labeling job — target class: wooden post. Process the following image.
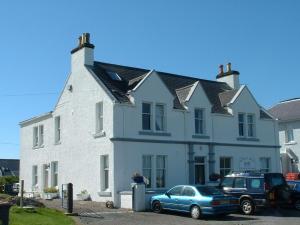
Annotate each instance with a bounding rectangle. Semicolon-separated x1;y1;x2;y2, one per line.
20;180;24;208
67;183;73;214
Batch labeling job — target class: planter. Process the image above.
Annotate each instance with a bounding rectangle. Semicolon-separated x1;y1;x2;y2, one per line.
76;193;90;201
43;192;59;200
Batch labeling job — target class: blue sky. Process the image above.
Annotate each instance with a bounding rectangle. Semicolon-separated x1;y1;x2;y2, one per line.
0;0;300;159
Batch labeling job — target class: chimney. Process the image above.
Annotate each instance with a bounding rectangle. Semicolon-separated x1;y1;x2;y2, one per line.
216;62;240;89
71;33;95;71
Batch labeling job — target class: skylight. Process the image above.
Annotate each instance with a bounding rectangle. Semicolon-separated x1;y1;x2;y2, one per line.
107;71;122;81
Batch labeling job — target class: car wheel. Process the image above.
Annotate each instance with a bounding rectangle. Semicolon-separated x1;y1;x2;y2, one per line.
190;205;201;219
295;200;300;210
241;199;254;215
152;201;162;213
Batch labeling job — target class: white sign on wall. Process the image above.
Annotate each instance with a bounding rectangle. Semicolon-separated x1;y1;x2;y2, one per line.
239;157;256;171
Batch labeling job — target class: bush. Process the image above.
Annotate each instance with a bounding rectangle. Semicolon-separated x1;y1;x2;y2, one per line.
43;187;58;193
0;176;19;186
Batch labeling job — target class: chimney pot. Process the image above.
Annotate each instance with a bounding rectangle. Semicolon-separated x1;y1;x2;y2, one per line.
219;65;224;74
226;62;232;72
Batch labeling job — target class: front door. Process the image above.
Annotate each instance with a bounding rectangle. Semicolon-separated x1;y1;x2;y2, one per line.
195;157;205;184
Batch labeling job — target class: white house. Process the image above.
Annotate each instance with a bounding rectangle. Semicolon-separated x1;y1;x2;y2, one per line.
19;33;281;207
269;98;300;174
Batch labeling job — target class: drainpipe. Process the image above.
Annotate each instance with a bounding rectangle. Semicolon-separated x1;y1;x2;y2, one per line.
209;114;215;176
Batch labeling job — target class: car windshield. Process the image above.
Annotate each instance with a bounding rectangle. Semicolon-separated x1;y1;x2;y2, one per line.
196;186;223;196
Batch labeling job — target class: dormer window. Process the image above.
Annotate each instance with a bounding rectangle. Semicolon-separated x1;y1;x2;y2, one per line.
107;71;122;81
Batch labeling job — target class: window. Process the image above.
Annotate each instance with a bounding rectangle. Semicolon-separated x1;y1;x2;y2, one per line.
32;165;38;186
142;103;152;130
221;177;234;188
142;155;152;188
182;187;195;196
286;129;294;143
220;157;232;177
247;114;255;137
167;186;183;196
195;108;205;134
39;125;44;146
155;104;165;131
33;127;39;147
96;102;103;133
101;155;109;191
260;157;270;173
234;177;246;188
238;113;245;137
54;116;61;143
194;156;205;185
249;178;263;189
156;155;167;188
51;162;58;187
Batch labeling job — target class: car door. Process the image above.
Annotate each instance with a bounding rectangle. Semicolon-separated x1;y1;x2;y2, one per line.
220;177;234;194
231;177;247;198
160;186;183;210
180;186;197;212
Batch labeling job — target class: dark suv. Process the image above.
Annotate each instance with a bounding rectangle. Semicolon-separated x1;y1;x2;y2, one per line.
219;172;291;215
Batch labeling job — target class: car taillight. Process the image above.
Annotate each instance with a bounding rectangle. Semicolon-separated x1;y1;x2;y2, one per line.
230;199;239;204
264;182;270;191
211;200;220;206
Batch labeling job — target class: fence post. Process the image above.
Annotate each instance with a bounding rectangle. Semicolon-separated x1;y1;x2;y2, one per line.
67;183;73;214
20;180;24;208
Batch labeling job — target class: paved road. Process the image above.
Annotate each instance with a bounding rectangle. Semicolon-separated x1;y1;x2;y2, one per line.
77;208;300;225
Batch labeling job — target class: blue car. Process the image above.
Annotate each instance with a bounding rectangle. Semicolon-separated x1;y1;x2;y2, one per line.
287;180;300;210
151;185;239;219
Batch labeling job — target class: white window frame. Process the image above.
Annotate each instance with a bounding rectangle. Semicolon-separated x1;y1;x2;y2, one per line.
156;155;167;188
39;125;44;146
220;157;232;177
33;126;39;147
286;129;294;143
247;114;256;137
100;155;109;191
142;102;152;131
155;103;166;132
96;102;104;134
194;108;205;135
238;113;245;137
142;155;153;188
260;157;271;173
54;116;61;144
32;165;38;187
51;161;58;187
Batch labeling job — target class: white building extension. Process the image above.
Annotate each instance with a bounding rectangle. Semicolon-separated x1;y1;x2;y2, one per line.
19;33;280;207
269;98;300;174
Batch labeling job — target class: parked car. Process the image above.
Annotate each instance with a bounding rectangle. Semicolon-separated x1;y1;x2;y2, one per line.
286;180;300;210
151;185;239;219
219;172;292;215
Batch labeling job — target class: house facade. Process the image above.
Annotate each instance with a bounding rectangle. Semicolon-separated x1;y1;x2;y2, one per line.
20;33;280;207
269;98;300;174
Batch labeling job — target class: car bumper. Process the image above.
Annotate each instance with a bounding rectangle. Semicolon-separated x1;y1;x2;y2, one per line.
201;205;239;215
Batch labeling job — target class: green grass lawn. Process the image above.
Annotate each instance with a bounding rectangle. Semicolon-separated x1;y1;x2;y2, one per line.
8;206;75;225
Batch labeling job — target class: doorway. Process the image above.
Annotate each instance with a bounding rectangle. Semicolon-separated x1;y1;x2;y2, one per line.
194;156;205;184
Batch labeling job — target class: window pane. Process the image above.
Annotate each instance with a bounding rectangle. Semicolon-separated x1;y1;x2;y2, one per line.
143;155;152;188
182;187;195;196
156;169;165;188
235;178;245;188
142;115;151;130
155;104;164;131
168;186;183;195
238;114;244;123
142;103;151;114
96;102;103;132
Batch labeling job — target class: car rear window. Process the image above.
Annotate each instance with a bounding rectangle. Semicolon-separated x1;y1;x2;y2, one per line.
197;186;223;196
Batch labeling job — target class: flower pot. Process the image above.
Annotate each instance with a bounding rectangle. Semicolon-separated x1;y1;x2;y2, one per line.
43;192;59;200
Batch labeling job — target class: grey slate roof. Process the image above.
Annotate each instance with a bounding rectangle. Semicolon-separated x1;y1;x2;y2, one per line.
87;61;241;114
268;98;300;121
219;89;239;107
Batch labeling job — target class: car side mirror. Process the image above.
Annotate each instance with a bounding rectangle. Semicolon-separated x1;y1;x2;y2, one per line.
165;192;171;197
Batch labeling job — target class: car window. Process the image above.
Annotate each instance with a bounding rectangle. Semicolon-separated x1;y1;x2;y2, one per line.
234;177;246;188
182;187;195;196
168;186;183;196
296;184;300;192
249;178;263;189
197;186;223;196
265;173;286;188
221;177;234;188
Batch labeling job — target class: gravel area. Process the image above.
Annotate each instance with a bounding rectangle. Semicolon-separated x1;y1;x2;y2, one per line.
40;199;300;225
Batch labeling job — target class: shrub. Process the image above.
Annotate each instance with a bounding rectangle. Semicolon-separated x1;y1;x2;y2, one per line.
43;187;58;193
0;176;19;186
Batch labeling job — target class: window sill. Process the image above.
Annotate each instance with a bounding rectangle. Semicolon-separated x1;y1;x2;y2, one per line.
98;191;112;197
192;134;210;139
32;145;44;150
139;131;171;137
236;137;260;142
94;131;106;138
285;141;297;145
54;141;61;145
